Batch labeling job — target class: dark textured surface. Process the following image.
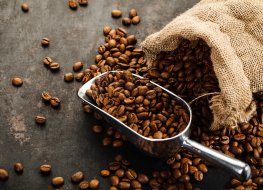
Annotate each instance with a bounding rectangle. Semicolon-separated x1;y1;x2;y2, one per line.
0;0;230;189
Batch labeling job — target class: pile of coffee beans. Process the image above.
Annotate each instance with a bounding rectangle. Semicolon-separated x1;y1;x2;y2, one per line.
100;154;149;190
87;71;189;139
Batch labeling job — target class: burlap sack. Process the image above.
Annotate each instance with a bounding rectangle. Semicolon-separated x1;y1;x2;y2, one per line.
141;0;263;130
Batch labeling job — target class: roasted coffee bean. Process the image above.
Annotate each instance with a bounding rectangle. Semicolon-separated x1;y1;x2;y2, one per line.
137;173;149;184
41;37;50;46
68;0;78;9
254;177;263;185
14;163;24;173
49;62;60;70
79;181;89;189
35;115;46;125
131;180;141;189
109;186;118;190
103;26;112;35
198;163;208;173
21;3;29;12
102;137;112;146
12;77;23;87
100;169;110;177
50;97;60;108
0;169;8;181
40;164;52;174
75;72;85;82
71;171;84;183
64;73;74;82
115;169;125;178
122;17;131;26
43;57;53;66
131;16;141;25
125;169;137;180
78;0;88;6
89;179;100;189
41;91;52;101
52;177;64;186
119;181;131;189
194;171;203;181
129;9;137;18
73;61;83;71
92;125;103;133
112;139;123;148
111;10;122;18
111;175;119;186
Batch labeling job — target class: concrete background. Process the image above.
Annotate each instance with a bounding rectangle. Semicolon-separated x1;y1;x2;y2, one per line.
0;0;229;189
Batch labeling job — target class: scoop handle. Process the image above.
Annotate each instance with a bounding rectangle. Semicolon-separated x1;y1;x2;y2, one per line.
182;137;251;181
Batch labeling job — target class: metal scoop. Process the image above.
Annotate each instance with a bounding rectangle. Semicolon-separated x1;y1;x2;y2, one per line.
78;71;251;180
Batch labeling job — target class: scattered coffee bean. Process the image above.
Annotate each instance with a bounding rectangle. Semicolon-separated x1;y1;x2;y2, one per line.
49;62;60;71
129;9;137;18
83;104;93;113
75;72;85;82
43;57;53;66
41;37;50;46
131;16;140;25
111;10;122;18
14;163;24;174
89;179;100;189
92;125;103;133
41;91;52;101
0;169;9;181
50;97;60;108
79;180;89;189
110;175;119;186
122;17;131;26
39;164;52;174
64;73;74;82
35;115;46;125
12;77;23;87
21;3;29;12
73;61;83;72
100;169;110;177
51;176;64;186
78;0;88;6
71;171;84;183
119;181;131;189
68;0;78;9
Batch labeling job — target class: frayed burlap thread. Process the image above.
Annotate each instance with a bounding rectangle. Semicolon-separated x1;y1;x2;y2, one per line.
141;0;263;130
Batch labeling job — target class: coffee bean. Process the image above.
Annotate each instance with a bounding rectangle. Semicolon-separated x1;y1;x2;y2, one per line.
35;115;46;125
0;169;9;181
12;77;23;87
126;35;137;45
75;72;85;82
125;169;137;180
89;179;100;189
49;62;60;71
122;17;131;26
50;97;60;108
112;139;123;148
64;73;74;82
51;177;64;186
111;175;119;186
131;180;141;189
42;91;52;101
73;62;83;72
103;26;112;35
14;163;24;174
41;37;50;46
254;177;263;185
100;169;110;177
43;57;53;66
115;169;125;178
198;163;208;173
92;125;103;133
40;164;52;174
111;10;122;18
131;16;140;25
78;0;88;6
21;3;29;12
119;181;131;189
79;181;89;189
194;171;203;181
102;137;112;146
153;131;163;139
129;9;137;18
109;186;118;190
68;0;78;9
71;171;84;183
